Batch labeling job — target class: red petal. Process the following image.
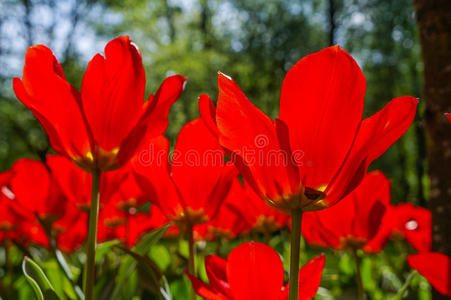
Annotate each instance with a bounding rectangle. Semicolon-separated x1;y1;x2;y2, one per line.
279;46;365;189
10;159;56;218
280;254;326;300
326;96;417;206
81;36;145;151
391;203;432;252
302;212;342;249
227;242;284;300
216;72;295;201
408;252;451;297
171;118;236;220
445;113;451;123
199;94;220;136
351;171;390;242
186;270;229;300
118;75;186;165
205;255;232;297
13;45;91;159
131;136;184;220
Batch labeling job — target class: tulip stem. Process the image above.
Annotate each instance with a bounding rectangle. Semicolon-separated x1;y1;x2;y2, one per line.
352;248;365;300
186;223;197;300
83;169;101;300
289;208;302;300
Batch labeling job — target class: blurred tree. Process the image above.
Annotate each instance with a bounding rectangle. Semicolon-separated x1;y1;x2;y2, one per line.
344;0;425;207
414;4;451;300
0;0;103;169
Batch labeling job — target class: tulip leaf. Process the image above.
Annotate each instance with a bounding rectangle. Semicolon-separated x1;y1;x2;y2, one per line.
111;224;169;299
22;256;60;300
95;240;120;264
118;245;163;294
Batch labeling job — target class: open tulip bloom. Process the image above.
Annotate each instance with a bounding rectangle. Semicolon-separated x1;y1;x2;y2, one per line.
132;118;236;281
187;241;325;300
302;170;390;298
200;45;417;299
13;35;186;299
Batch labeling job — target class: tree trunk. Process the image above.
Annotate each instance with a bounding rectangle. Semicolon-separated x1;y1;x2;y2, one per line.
414;1;451;298
328;0;336;46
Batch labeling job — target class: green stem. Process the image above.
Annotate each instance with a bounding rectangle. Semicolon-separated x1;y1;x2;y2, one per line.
391;270;418;300
187;224;197;300
289;209;302;300
83;170;101;300
352;248;365;300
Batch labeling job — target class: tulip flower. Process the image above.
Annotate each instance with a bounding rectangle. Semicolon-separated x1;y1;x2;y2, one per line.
407;252;451;297
97;172;170;247
47;155;127;211
302;171;391;253
187;241;325;300
196;179;251;242
13;36;186;298
374;203;431;253
13;36;186;172
303;171;390;299
9;158;65;222
240;180;289;237
200;46;417;299
0;172;48;248
132;120;236;291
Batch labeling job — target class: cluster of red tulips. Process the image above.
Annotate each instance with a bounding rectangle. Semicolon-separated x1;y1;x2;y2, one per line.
1;35;450;300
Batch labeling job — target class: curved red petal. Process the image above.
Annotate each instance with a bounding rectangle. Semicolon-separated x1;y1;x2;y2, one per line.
227;242;284;300
408;252;451;297
131;136;184;220
81;36;145;151
118;75;186;165
199;94;220;136
351;171;391;243
279;46;365;189
172;118;235;220
326;96;417;206
216;72;295;202
205;255;232;297
186;269;229;300
13;45;91;159
10;159;55;218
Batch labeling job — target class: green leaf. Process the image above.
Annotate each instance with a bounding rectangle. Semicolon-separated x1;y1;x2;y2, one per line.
95;240;121;264
118;246;163;294
22;256;60;300
149;244;171;271
111;224;169;299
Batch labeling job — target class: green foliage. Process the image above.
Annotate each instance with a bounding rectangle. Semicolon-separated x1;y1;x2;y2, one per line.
22;257;60;300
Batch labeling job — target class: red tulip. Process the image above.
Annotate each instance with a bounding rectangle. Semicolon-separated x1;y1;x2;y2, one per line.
302;171;390;252
47;155;127;211
9;158;65;221
0;189;48;247
96;170;170;247
187;241;325;300
13;36;186;171
132;120;236;226
241;180;289;234
54;203;88;253
445;113;451;123
407;252;451;297
375;203;431;253
196;179;251;241
200;46;417;213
